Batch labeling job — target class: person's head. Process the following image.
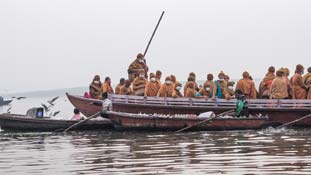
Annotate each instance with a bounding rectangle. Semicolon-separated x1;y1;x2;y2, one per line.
188;81;195;89
165;76;172;85
105;77;111;84
149;73;156;82
295;64;304;74
284;67;290;76
224;75;230;81
187;76;195;82
74;108;80;115
175;82;182;91
119;78;125;85
268;66;275;73
218;71;225;81
242;71;250;79
308;67;311;73
93;75;101;84
207;74;214;81
125;80;131;87
102;92;108;99
156;70;162;79
189;72;196;80
170;75;176;83
276;70;284;77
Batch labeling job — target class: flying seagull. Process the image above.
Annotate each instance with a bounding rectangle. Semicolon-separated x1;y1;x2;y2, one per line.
7;107;12;114
41;103;50;112
52;111;60;117
48;96;59;105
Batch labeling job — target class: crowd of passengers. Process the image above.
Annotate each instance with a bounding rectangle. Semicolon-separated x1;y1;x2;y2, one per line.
88;53;311;100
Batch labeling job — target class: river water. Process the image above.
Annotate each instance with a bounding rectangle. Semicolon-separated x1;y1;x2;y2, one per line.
1;91;311;174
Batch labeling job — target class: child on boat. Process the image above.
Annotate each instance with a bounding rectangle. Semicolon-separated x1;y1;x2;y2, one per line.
71;108;86;120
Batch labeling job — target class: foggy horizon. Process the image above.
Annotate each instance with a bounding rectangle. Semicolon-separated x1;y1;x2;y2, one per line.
1;0;310;93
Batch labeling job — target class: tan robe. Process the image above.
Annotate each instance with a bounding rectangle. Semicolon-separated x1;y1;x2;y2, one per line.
291;73;307;99
212;80;229;99
102;82;114;94
145;81;160;97
185;88;196;98
89;82;102;99
132;77;147;96
115;84;123;95
157;84;174;97
120;86;133;95
270;77;288;99
303;73;311;99
236;78;257;99
128;59;148;81
183;81;199;95
259;73;275;98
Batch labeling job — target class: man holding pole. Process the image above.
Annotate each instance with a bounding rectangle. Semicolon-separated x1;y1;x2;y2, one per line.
127;53;149;82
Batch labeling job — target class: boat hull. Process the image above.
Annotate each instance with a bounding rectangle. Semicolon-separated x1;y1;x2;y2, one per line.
0;114;112;132
106;111;268;131
66;93;311;127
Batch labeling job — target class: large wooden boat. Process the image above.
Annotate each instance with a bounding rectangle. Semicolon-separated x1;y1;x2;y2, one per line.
105;111;269;131
0;113;112;132
66;93;311;127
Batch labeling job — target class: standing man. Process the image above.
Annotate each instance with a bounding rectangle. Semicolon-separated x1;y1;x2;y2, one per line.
236;71;257;99
128;53;149;82
102;77;114;94
115;78;125;95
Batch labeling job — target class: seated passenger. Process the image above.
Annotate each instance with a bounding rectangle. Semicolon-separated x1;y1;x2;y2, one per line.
259;66;275;98
303;67;311;99
185;81;196;98
291;64;307;99
184;76;196;95
145;73;160;97
198;81;213;98
236;71;257;99
115;78;125;95
172;82;183;98
71;108;86;120
155;70;162;85
157;76;175;97
120;80;133;95
235;90;249;117
132;70;147;96
102;77;114;94
89;75;102;99
212;71;229;99
270;70;288;99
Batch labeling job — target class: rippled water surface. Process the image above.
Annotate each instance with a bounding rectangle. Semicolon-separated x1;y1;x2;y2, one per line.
1;129;311;175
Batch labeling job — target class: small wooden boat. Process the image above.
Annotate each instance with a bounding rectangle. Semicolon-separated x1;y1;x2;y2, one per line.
0;113;112;132
66;93;311;127
105;111;269;131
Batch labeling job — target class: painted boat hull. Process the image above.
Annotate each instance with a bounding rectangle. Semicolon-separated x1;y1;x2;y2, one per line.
66;93;311;127
0;113;112;132
105;111;269;131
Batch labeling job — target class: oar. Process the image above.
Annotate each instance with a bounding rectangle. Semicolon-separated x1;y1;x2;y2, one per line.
143;11;165;58
63;112;100;132
175;109;235;133
276;113;311;129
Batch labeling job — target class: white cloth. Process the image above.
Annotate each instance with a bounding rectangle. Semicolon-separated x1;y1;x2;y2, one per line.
102;99;112;112
198;112;215;118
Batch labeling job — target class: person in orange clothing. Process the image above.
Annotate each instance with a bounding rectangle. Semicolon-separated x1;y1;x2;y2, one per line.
157;76;175;97
184;76;197;95
89;75;102;99
128;53;148;81
132;70;148;96
145;73;160;97
184;81;196;98
270;70;289;99
291;64;307;99
172;81;183;98
120;80;133;95
236;71;257;99
303;67;311;99
155;70;162;85
115;78;125;95
212;71;228;99
259;66;276;98
199;75;214;98
101;77;114;94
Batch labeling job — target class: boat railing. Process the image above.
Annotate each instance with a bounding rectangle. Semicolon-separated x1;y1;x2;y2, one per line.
109;94;311;109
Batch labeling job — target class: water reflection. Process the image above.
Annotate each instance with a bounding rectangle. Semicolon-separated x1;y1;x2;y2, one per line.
1;129;311;174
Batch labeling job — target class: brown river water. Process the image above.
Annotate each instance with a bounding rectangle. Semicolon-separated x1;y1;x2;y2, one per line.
1;129;311;175
1;91;311;174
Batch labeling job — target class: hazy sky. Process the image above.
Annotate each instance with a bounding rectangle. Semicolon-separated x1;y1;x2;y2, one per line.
0;0;310;93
